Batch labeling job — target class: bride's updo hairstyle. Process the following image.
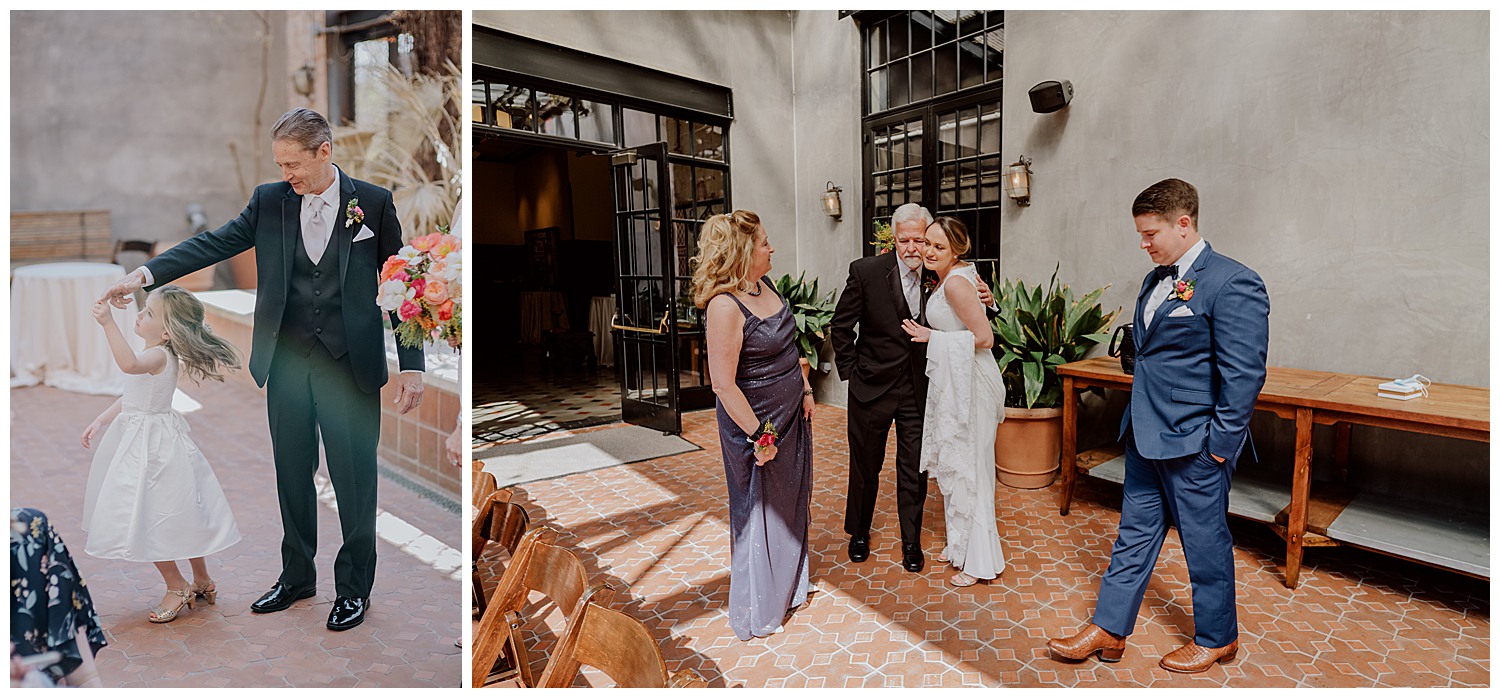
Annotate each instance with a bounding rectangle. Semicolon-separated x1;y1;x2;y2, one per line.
928;216;972;258
690;209;762;309
152;285;243;384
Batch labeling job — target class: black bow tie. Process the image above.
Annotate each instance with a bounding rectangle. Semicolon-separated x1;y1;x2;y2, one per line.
1153;264;1178;283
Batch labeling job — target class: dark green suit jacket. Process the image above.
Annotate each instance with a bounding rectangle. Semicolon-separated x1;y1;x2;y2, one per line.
144;167;424;394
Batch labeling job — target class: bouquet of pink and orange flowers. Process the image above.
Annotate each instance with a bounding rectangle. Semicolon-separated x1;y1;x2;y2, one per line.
377;229;463;349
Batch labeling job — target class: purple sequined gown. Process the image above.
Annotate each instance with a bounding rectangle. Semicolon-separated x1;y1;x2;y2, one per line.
716;281;812;641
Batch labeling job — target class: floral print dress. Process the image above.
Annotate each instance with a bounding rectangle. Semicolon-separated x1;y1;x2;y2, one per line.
10;508;108;681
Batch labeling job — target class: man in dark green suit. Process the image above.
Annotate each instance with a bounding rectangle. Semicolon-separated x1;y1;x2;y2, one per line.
100;108;425;631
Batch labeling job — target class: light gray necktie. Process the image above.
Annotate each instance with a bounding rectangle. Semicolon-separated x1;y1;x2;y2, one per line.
306;197;328;264
904;266;921;318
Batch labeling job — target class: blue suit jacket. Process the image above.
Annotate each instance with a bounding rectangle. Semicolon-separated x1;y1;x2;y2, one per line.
1118;242;1270;461
143;168;424;395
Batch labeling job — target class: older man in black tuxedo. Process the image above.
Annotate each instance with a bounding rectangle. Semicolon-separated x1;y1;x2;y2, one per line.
100;108;424;632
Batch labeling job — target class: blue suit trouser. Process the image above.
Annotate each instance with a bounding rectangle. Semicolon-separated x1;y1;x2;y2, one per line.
1091;436;1238;648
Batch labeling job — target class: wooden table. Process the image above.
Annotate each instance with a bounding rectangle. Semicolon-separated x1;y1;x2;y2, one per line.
1057;357;1489;588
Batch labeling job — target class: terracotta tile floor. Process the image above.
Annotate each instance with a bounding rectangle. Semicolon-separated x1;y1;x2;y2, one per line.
11;382;462;688
475;407;1489;688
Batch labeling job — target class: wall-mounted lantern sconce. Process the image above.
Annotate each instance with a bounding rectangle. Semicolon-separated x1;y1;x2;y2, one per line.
292;64;315;98
821;181;844;220
1005;157;1034;206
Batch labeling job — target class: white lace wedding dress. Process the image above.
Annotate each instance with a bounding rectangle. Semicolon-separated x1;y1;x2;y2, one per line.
920;264;1007;580
81;346;241;562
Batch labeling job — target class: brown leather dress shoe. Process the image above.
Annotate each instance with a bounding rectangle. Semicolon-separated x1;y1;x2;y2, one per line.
1046;623;1126;663
1159;639;1239;673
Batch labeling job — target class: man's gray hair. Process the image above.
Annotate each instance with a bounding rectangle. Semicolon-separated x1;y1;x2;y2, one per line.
270;107;333;152
891;203;933;229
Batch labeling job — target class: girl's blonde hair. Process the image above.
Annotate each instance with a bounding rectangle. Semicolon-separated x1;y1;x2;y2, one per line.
690;209;762;309
151;285;242;383
929;216;972;257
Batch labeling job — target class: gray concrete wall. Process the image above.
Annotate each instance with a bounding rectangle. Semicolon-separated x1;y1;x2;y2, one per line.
1001;10;1488;386
1002;11;1489;510
790;11;864;406
11;11;290;252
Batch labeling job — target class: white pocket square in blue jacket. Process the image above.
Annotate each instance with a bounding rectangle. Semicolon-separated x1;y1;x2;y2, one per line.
1168;306;1195;317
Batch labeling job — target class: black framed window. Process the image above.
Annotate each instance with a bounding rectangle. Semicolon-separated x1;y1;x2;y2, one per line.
861;11;1003;268
866;11;1003;117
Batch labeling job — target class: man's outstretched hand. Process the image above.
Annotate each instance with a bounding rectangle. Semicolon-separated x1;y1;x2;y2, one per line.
99;269;147;309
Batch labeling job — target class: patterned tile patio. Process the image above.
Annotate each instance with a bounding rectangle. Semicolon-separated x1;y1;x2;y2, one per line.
474;407;1488;688
12;381;463;688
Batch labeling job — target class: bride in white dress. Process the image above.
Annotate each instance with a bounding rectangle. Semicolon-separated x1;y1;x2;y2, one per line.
81;285;242;623
901;217;1007;587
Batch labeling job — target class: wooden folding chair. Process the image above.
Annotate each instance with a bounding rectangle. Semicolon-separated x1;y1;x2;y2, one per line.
472;489;529;616
536;593;709;688
472;466;497;507
472;527;612;688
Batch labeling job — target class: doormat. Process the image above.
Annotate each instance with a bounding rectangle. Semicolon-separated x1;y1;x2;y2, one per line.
476;423;701;488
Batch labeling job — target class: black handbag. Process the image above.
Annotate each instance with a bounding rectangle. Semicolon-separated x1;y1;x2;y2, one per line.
1108;323;1135;375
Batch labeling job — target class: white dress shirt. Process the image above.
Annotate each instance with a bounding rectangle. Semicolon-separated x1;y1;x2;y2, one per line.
300;169;341;264
1142;238;1207;330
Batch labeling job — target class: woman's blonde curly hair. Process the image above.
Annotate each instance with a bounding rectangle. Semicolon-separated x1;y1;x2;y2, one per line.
690;209;762;309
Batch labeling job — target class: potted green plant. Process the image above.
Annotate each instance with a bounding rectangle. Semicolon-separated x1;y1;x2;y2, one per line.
772;271;837;379
990;263;1120;488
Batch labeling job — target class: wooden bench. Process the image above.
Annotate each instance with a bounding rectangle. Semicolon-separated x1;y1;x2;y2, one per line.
11;210;113;265
1058;357;1489;589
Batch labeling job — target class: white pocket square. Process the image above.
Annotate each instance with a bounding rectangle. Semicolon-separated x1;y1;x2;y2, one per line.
352;225;375;242
1168;306;1195;318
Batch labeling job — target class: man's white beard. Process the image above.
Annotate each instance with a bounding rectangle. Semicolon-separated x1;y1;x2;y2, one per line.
900;255;922;270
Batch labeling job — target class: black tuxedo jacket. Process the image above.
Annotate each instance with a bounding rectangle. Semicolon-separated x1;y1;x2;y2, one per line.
831;254;936;403
144;167;424;394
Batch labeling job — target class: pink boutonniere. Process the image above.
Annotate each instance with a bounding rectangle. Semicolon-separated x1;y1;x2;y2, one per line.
1172;278;1195;302
345;197;364;229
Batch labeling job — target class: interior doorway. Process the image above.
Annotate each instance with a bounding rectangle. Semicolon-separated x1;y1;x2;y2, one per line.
472;136;621;444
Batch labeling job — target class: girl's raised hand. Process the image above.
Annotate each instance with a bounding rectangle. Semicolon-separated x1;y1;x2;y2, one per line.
90;299;113;326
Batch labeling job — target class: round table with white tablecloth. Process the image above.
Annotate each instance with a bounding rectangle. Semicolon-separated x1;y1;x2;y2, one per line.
11;262;143;395
588;295;616;367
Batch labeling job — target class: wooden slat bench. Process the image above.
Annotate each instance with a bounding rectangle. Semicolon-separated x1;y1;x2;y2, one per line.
1057;356;1489;589
11;210;113;266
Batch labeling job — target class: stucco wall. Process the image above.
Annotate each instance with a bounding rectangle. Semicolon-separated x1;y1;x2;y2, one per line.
1000;10;1488;386
11;11;290;253
1000;11;1488;508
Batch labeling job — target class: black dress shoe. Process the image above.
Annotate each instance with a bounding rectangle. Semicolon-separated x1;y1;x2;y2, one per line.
902;544;925;572
848;536;870;563
250;582;316;613
327;596;370;631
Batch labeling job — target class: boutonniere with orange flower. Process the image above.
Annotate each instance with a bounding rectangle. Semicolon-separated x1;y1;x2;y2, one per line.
1172;278;1195;302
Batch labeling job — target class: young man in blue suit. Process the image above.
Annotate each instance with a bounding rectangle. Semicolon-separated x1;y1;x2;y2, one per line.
1047;178;1270;673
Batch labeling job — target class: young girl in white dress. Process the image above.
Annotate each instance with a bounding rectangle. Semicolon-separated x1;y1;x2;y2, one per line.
81;285;243;623
901;217;1007;588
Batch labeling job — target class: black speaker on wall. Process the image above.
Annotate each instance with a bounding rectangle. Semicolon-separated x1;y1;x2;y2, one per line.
1028;80;1074;114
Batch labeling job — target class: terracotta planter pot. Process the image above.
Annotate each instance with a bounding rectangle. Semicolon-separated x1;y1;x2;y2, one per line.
995;406;1063;489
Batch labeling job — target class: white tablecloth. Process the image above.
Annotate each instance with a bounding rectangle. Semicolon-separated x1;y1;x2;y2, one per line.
519;291;569;345
589;296;616;367
11;262;143;395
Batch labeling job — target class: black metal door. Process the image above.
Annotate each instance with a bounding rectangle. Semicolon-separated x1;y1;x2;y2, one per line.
609;143;682;434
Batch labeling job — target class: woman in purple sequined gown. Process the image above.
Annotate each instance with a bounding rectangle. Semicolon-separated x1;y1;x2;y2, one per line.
692;210;815;641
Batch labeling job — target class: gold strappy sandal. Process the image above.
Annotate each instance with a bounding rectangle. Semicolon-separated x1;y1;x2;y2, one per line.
193;579;218;605
149;588;195;623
